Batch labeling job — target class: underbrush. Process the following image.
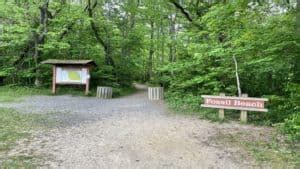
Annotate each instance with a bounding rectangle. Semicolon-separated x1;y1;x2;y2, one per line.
279;113;300;144
113;86;137;97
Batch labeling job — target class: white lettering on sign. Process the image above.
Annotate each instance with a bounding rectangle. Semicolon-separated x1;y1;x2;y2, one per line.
233;100;264;108
201;95;268;112
205;98;232;106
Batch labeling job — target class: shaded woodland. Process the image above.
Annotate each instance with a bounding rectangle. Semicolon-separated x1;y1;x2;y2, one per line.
0;0;299;141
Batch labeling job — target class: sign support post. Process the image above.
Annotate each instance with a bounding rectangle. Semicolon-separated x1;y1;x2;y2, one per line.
240;94;248;122
219;93;225;120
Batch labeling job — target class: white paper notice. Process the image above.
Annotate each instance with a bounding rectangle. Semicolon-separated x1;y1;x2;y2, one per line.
56;67;89;84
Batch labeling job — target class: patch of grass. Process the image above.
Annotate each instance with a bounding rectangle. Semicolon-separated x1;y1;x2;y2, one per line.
54;85;95;97
0;155;39;168
1;109;38;151
0;86;50;102
56;86;137;98
0;85;138;102
215;132;299;168
0;108;51;167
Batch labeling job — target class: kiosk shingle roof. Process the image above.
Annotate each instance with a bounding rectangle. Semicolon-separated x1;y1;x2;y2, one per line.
42;59;97;66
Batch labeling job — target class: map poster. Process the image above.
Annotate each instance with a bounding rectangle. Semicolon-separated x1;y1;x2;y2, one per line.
56;67;89;84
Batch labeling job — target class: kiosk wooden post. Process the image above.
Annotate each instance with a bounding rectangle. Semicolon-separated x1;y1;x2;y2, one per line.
52;65;56;94
85;67;90;95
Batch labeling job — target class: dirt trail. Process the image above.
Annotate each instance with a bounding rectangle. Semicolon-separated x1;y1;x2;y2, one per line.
2;85;272;168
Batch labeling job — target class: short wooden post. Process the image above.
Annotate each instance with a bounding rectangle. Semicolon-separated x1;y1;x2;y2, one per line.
240;93;248;122
52;65;56;94
219;93;225;120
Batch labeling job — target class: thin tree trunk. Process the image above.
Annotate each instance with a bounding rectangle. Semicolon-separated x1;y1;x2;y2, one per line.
148;21;155;80
169;13;176;62
87;0;114;66
295;0;300;82
233;55;242;97
160;17;165;63
33;39;40;86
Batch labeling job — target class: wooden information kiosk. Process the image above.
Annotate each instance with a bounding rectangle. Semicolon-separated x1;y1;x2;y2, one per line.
42;59;97;95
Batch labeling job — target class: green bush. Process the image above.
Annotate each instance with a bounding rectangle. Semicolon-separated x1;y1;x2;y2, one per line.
280;113;300;143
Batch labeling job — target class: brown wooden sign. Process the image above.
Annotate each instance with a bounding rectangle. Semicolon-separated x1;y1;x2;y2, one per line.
201;95;268;112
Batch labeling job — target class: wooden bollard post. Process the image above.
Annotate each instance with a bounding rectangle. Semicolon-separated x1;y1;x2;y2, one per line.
240;93;248;122
219;93;225;120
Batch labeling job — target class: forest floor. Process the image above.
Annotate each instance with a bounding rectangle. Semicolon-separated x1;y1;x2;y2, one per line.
0;85;297;168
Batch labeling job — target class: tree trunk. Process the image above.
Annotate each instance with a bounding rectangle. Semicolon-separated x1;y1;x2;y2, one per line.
147;21;155;80
160;17;165;63
33;39;41;86
15;0;62;68
34;0;50;86
87;0;114;66
169;13;176;62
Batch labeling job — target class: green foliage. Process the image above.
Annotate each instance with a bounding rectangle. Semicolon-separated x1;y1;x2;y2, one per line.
280;113;300;143
0;0;299;142
1;155;37;168
0;0;147;87
158;2;299;129
165;91;222;121
112;86;137;98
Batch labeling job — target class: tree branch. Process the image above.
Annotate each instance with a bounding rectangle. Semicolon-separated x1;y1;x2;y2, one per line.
169;0;193;22
59;22;76;40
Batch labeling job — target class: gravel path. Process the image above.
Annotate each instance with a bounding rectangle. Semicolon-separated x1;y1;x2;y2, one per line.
1;85;269;168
